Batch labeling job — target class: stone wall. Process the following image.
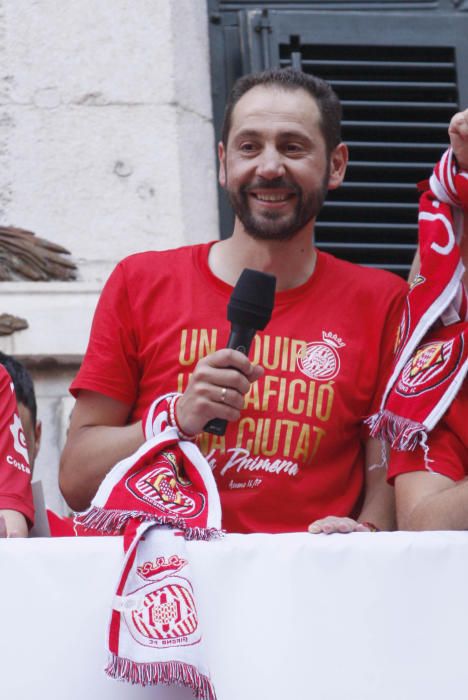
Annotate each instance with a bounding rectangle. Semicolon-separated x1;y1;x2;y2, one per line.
0;0;219;513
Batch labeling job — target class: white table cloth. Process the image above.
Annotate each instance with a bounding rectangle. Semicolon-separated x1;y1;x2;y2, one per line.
1;531;467;700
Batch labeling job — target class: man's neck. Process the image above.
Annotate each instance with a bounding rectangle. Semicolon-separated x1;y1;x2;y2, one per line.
208;222;317;291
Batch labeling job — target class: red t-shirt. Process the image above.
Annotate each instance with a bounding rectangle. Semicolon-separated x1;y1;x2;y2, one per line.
388;381;467;482
0;365;34;525
71;242;406;533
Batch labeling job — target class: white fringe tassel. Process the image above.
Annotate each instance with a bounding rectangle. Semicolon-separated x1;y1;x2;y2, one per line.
75;506;224;541
106;654;217;699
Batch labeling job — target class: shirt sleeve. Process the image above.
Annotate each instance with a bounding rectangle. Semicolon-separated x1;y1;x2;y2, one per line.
388;418;466;483
388;379;467;482
70;261;140;405
0;367;34;526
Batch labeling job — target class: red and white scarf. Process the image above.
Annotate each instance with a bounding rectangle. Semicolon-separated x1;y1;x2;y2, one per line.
75;396;221;699
368;148;468;454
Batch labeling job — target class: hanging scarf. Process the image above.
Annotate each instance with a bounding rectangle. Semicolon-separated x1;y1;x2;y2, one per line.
75;395;221;700
367;148;468;452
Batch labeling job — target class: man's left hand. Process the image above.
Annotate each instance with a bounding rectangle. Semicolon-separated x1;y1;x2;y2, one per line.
308;516;374;535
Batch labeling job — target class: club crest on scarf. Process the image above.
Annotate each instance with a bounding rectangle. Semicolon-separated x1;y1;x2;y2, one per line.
126;449;205;519
396;337;464;396
125;554;200;649
297;331;345;380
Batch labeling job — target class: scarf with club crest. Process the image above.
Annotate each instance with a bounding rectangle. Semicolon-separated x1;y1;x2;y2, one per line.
367;148;468;456
75;393;221;700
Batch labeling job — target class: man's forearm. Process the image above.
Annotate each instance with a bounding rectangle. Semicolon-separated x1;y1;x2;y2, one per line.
399;479;468;531
360;438;396;531
0;510;28;537
59;421;145;512
358;483;395;531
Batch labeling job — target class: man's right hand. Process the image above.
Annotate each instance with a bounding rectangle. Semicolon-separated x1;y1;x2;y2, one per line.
176;349;264;436
449;108;468;170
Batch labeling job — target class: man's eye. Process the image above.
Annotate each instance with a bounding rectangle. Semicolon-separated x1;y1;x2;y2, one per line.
285;144;302;154
239;143;257;153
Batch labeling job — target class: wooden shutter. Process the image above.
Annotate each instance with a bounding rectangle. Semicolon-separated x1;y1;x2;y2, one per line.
279;42;459;275
209;2;468;275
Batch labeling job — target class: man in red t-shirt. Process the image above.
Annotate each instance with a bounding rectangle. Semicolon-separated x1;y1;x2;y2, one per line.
0;360;36;537
60;68;408;534
390;109;468;530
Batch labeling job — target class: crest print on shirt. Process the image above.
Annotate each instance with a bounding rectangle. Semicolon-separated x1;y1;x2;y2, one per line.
297;331;345;381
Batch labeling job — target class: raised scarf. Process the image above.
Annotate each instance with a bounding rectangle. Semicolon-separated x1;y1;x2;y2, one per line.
75;395;221;699
367;148;468;453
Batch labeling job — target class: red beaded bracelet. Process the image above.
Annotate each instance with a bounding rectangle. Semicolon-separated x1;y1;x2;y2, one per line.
168;395;197;441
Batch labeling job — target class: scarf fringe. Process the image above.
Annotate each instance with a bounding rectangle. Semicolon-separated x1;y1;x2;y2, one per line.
75;506;224;541
106;653;217;699
184;526;224;541
75;506;186;534
366;410;427;452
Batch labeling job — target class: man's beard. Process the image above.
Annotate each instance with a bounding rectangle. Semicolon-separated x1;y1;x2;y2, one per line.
227;173;329;241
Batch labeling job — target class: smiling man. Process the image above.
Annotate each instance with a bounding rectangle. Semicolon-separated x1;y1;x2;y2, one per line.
60;68;407;534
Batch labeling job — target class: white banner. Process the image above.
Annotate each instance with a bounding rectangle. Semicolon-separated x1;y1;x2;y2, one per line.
1;532;468;700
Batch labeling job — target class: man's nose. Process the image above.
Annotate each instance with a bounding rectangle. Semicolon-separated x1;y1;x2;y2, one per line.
256;147;285;180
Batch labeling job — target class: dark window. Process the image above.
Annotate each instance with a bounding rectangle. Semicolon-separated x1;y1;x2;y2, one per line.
208;1;467;277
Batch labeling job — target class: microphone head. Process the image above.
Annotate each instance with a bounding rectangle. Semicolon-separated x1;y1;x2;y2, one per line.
227;268;276;330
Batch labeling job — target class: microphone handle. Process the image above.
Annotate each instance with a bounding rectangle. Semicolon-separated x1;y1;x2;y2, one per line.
203;325;257;436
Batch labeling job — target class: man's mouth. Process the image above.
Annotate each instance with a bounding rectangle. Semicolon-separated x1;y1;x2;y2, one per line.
250;191;295;203
247;187;296;207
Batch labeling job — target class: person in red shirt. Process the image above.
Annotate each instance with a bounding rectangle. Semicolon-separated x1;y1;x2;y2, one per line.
60;68;407;534
0;357;39;537
389;109;468;530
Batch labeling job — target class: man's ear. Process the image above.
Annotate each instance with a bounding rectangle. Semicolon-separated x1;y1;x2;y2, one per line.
218;141;226;188
327;142;348;191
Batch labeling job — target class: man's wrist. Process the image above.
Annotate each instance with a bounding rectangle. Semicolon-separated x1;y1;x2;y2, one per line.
452;151;468;172
169;395;197;441
360;521;380;532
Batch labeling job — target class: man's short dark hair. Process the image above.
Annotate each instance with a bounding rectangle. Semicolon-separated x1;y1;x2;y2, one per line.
221;67;342;156
0;352;37;426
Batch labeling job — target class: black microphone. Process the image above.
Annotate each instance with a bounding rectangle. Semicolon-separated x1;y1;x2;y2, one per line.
204;268;276;436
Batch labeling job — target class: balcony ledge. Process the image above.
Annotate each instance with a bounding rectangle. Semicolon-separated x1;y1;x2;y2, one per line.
0;282;100;362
